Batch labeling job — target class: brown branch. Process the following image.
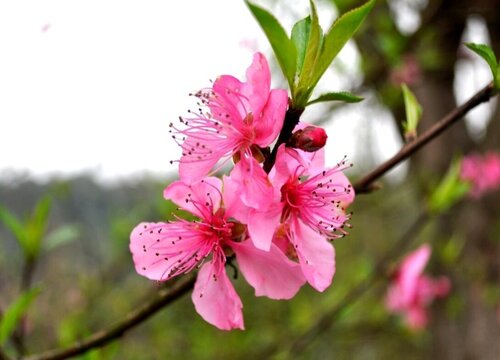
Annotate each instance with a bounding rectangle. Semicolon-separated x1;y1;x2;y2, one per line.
263;106;304;173
24;274;196;360
354;83;496;194
0;346;12;360
260;212;429;358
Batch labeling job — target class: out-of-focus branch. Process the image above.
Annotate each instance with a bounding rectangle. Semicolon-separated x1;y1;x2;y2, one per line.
261;212;429;358
354;83;496;194
15;258;37;356
0;346;12;360
24;274;196;360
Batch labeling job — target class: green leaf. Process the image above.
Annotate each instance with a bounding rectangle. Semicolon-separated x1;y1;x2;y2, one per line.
465;42;499;88
307;91;364;105
0;206;27;248
309;0;375;93
0;287;41;345
401;84;422;140
291;16;312;75
44;224;80;251
24;196;52;259
296;0;323;90
246;1;297;89
428;158;470;214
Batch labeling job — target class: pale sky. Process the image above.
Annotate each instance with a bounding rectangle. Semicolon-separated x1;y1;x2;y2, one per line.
0;1;491;184
0;0;268;181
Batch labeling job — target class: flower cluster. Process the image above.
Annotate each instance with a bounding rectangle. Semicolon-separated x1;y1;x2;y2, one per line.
385;244;451;330
130;53;354;330
460;152;500;198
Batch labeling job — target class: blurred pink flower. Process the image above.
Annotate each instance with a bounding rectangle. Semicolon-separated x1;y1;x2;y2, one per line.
130;177;305;330
386;244;451;330
389;55;421;86
461;152;500;198
169;52;288;184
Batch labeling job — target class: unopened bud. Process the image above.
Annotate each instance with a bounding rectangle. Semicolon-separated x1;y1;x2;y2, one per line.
289;126;328;152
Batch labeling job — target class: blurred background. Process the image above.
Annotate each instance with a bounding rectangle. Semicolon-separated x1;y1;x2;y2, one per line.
1;0;500;359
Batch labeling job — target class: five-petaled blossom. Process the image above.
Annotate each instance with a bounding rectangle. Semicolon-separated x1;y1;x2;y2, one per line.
169;52;288;186
385;244;451;330
130;177;305;330
460;152;500;198
225;129;354;291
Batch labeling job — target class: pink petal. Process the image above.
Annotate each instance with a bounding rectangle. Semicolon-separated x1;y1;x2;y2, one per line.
268;144;297;190
241;52;271;116
178;136;226;183
254;88;288;147
222;174;250;224
212;75;248;122
272;140;325;183
432;276;451;298
130;222;206;281
385;284;404;311
231;240;306;299
405;306;428;330
213;53;274;127
192;262;244;330
291;219;336;292
398;244;431;304
163;177;222;219
247;203;282;251
227;157;277;212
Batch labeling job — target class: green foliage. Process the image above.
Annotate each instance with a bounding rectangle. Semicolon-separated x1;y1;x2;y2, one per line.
0;206;26;248
401;84;422;140
247;0;374;109
44;224;80;251
245;1;297;89
0;195;79;259
304;0;375;102
294;1;323;98
0;287;41;345
307;91;364;105
0;195;52;260
291;16;312;75
465;42;500;89
428;158;470;214
440;235;465;265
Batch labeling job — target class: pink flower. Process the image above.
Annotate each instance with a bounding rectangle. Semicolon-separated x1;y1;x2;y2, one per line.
227;143;354;291
386;244;451;330
130;177;305;330
169;52;288;184
461;152;500;198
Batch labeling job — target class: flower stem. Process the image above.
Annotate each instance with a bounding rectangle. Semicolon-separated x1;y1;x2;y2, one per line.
263;105;304;173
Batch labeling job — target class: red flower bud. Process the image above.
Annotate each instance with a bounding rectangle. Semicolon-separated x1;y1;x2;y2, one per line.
289;126;328;152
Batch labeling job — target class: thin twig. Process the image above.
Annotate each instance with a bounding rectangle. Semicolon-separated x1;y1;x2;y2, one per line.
261;212;429;358
24;274;196;360
354;83;495;194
